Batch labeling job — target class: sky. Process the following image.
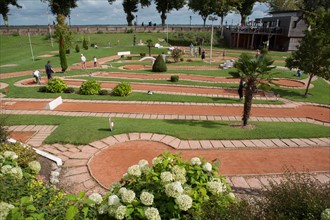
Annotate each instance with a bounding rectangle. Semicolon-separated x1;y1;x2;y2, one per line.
2;0;271;26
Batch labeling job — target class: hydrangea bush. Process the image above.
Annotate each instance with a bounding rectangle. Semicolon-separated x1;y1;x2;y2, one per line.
99;151;233;219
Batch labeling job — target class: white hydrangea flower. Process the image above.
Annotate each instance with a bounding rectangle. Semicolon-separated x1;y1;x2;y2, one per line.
191;157;202;165
0;202;15;220
88;193;103;205
138;159;149;171
161;171;174;183
228;192;236;200
140;191;154;206
165;181;184;198
144;207;161;220
127;164;141;177
172;165;186;176
121;189;135;204
98;204;108;214
173;173;186;184
109;182;121;193
151;157;160;165
115;205;127;220
175;194;193;211
3;151;18;160
207;181;223;195
108;195;120;206
1;165;13;174
10;167;23;180
321;208;330;220
118;187;127;196
203;162;212;172
28;160;41;174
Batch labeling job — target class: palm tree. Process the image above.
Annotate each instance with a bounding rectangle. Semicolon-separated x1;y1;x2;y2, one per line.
42;0;78;72
0;0;21;26
233;53;275;126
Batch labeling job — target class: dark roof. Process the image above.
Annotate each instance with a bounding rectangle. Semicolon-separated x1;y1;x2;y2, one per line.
269;10;303;14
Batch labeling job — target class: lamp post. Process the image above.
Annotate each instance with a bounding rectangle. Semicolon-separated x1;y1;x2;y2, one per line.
209;15;218;64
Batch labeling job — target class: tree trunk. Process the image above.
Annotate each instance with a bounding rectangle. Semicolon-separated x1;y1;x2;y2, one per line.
161;11;166;26
304;73;314;96
220;15;224;38
241;14;247;26
242;80;255;126
148;47;151;56
4;15;8;27
203;18;206;27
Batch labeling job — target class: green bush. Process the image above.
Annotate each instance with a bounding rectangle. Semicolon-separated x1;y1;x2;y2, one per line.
100;152;232;219
126;56;132;60
255;173;330;220
79;80;101;95
112;82;132;97
152;55;167;72
46;78;67;93
171;48;184;62
140;53;146;57
75;44;80;53
64;87;75;94
82;38;88;50
99;89;108;95
170;75;179;82
0;146;99;220
261;48;269;55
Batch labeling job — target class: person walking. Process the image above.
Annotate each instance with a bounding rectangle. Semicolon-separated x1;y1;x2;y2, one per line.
81;54;87;69
45;60;54;80
33;70;41;84
93;56;97;67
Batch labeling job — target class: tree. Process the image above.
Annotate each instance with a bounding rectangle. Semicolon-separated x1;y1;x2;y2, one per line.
233;53;275;126
42;0;77;72
122;0;138;26
146;39;154;56
214;0;234;37
267;0;302;11
0;0;21;26
142;0;185;26
188;0;214;26
235;0;259;26
285;9;330;96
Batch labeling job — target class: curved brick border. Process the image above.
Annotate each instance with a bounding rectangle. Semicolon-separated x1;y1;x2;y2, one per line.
34;132;329;195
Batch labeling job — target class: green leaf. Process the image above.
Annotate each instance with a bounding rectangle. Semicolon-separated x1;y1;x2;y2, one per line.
65;206;79;220
26;205;36;212
82;207;89;217
66;194;77;201
78;191;86;199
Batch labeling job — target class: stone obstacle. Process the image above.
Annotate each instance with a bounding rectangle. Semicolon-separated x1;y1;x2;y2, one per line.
45;96;63;110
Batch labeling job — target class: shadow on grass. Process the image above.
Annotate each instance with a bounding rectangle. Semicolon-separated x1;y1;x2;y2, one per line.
272;88;307;99
164;119;229;128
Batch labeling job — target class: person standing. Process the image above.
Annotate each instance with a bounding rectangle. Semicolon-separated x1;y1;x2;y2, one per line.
222;49;226;60
198;46;201;56
81;54;87;69
238;78;245;100
201;50;206;61
45;60;54;80
93;56;97;67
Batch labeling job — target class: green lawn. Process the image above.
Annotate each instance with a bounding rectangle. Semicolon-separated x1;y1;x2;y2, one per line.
3;115;329;145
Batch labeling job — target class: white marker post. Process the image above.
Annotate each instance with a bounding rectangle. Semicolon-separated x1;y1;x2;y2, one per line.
109;117;114;131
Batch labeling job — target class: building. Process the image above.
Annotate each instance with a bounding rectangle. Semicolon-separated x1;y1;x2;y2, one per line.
224;10;308;51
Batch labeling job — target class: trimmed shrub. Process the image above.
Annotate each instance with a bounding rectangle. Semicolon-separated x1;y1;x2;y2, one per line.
261;48;269;55
79;80;101;95
46;78;67;93
187;59;193;62
127;56;132;60
38;86;47;93
75;44;80;53
170;75;179;82
82;38;88;50
140;53;146;57
152;55;167;72
180;58;184;62
64;87;75;94
99;89;109;95
112;82;132;97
